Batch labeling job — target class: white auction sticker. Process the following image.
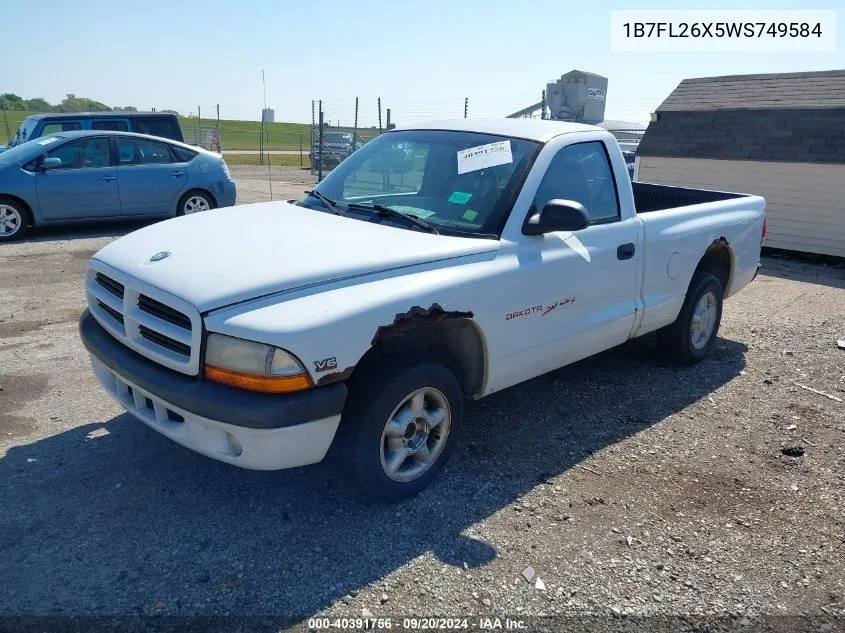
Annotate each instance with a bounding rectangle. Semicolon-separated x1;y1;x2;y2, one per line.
37;137;60;146
457;140;512;175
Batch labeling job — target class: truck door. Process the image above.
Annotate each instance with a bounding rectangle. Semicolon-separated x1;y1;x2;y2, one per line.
494;140;639;385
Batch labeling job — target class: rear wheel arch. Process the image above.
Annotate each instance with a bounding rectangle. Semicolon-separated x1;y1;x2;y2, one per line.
694;238;733;296
176;188;217;216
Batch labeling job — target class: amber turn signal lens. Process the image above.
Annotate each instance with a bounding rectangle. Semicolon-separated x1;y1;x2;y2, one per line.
205;365;313;393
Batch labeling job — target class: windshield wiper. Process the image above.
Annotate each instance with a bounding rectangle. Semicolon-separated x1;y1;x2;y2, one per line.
346;203;440;234
304;189;343;215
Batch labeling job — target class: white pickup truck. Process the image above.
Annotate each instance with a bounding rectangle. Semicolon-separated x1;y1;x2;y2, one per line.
80;119;766;500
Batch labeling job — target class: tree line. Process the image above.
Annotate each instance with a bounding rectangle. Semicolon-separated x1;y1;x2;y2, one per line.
0;93;176;114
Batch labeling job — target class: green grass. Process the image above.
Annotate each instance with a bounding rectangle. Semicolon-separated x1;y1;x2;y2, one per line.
222;153;311;167
1;110;378;150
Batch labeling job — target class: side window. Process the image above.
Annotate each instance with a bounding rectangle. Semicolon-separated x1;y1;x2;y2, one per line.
39;121;82;137
130;117;180;141
170;145;198;162
534;141;620;222
117;137;173;165
92;120;128;131
45;137;111;170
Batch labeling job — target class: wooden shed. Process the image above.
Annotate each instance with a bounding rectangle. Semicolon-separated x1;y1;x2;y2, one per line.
636;70;845;257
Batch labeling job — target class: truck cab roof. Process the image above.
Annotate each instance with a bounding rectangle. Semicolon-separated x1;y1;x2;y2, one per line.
393;118;600;143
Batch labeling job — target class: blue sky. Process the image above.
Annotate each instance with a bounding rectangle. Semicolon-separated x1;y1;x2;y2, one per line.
4;0;842;125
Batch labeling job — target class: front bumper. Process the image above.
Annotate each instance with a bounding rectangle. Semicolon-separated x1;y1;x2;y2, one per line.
80;310;346;470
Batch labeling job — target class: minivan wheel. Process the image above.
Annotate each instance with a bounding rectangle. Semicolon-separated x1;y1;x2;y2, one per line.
0;198;30;242
657;272;724;364
343;360;463;502
178;191;214;215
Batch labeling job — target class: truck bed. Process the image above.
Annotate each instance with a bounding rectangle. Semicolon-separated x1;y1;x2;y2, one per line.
633;182;747;214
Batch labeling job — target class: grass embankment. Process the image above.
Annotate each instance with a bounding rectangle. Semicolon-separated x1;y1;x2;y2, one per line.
1;110;373;152
222;153;311;167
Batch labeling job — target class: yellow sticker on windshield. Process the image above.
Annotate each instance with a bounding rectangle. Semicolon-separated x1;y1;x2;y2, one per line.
462;209;478;222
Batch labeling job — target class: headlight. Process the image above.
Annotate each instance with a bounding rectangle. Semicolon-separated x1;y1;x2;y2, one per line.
204;333;312;393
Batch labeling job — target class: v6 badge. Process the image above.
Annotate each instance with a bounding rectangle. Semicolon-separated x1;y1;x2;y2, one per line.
314;357;338;373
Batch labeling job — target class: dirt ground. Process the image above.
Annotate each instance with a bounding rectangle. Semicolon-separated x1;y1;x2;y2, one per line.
0;171;843;631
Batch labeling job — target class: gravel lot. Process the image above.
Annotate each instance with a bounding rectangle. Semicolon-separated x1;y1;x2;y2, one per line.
1;170;844;630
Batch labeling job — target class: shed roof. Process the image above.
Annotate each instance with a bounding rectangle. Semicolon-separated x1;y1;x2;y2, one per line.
638;71;845;164
657;70;845;111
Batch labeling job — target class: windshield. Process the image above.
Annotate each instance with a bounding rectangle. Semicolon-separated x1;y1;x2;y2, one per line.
303;130;540;238
7;116;39;148
323;133;352;144
0;134;66;165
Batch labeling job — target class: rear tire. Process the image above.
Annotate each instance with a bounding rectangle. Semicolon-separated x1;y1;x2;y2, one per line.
0;197;31;242
177;190;214;215
341;359;463;502
657;272;723;364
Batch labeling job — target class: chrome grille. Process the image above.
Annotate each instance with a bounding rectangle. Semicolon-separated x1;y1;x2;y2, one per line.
138;325;191;357
138;294;192;329
85;263;202;375
95;273;124;299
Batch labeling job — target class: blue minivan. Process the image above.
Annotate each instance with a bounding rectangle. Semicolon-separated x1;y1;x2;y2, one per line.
2;112;184;151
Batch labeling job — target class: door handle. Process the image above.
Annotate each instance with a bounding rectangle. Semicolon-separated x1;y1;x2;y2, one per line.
171;171;185;178
98;175;116;182
617;243;635;260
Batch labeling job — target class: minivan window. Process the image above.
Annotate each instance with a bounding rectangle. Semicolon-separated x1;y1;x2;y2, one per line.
130;117;180;141
40;122;82;137
92;120;129;132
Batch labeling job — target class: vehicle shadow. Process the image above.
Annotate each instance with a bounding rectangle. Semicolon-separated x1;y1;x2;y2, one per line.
0;334;747;626
8;221;153;245
758;256;845;290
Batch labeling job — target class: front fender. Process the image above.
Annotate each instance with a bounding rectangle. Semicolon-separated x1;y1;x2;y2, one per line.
203;254;499;386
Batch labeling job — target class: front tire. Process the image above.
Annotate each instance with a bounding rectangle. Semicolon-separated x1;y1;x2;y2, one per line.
657;272;723;364
177;191;214;215
343;360;463;502
0;197;31;242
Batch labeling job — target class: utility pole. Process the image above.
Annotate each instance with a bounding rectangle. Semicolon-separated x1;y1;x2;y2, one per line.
197;106;202;146
541;90;546;120
386;108;391;131
464;97;468;119
216;103;221;152
318;103;324;182
352;97;359;151
377;98;382;134
1;103;11;144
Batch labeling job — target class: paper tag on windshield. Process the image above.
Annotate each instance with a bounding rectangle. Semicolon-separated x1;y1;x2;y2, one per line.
457;140;512;175
37;137;60;146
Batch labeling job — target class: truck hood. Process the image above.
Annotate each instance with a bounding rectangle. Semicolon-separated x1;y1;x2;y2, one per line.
92;201;498;312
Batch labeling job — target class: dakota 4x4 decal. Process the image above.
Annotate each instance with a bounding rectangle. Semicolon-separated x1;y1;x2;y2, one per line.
506;296;576;320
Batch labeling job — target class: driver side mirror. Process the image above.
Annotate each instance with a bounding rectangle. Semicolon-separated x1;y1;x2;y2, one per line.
522;199;590;235
40;157;62;171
